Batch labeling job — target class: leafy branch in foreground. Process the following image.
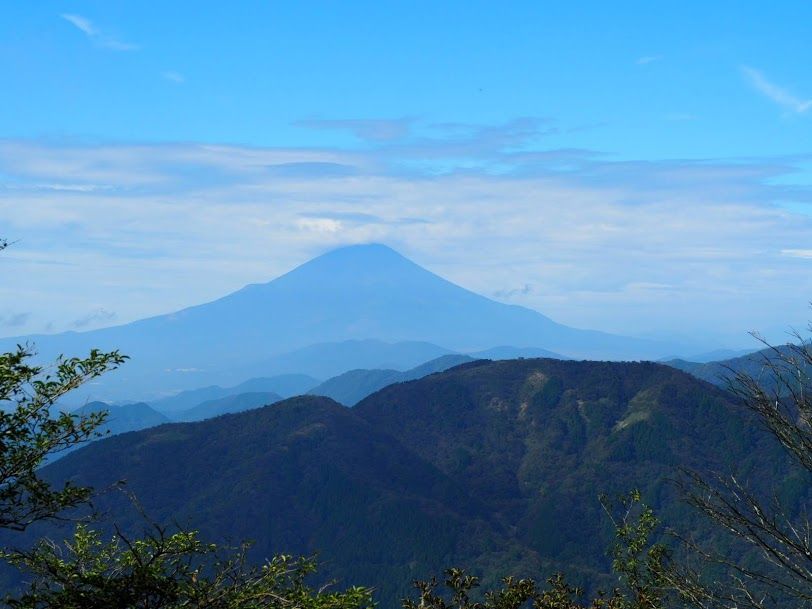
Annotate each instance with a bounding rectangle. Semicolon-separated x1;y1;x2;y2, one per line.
404;492;671;609
0;237;127;531
600;490;670;609
0;345;127;531
3;523;373;609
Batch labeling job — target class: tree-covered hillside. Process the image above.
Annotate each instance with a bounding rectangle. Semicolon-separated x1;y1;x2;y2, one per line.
31;395;535;605
355;359;800;579
9;359;801;607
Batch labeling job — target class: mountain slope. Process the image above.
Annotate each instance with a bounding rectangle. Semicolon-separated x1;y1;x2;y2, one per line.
308;368;401;406
305;349;572;407
0;244;679;401
403;354;477;378
44;401;171;461
73;401;170;436
35;396;527;605
354;359;795;571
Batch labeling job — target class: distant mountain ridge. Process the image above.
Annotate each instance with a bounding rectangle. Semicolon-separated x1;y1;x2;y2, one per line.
172;391;283;422
150;374;318;413
0;244;685;400
308;354;476;405
229;339;455;381
666;343;811;390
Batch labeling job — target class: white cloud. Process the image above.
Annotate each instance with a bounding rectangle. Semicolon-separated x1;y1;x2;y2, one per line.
741;66;812;115
0;134;811;345
61;13;139;51
61;14;96;36
296;217;343;233
781;249;812;259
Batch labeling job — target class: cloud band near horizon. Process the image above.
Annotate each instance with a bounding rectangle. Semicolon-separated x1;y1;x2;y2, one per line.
1;125;811;348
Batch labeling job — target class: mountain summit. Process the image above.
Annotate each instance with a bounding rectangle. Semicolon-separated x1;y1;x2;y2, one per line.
1;244;678;399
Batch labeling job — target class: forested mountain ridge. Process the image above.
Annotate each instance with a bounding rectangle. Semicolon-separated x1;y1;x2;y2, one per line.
15;358;800;607
149;374;318;413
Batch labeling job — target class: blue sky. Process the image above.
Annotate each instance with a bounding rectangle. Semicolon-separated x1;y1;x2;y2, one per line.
1;1;812;348
3;1;811;158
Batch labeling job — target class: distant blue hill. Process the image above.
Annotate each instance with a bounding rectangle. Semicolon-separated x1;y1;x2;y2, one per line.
172;391;283;422
72;401;170;437
0;244;682;400
150;374;318;413
471;345;566;360
230;339;454;380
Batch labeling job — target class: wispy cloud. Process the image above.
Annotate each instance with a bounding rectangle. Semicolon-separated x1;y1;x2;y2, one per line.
741;66;812;114
636;55;662;65
61;14;95;36
0;312;30;328
781;249;812;259
296;217;343;233
493;284;533;299
162;71;185;84
61;13;138;51
72;308;117;328
295;118;414;142
297;116;559;162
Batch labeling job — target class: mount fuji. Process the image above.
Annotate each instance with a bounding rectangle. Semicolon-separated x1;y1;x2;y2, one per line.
1;244;681;400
